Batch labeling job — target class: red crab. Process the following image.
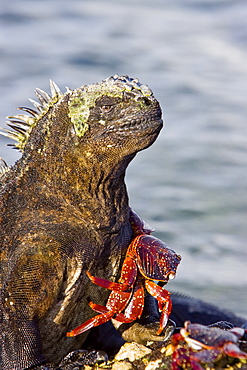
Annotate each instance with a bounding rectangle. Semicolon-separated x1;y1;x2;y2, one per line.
168;321;247;370
67;209;181;337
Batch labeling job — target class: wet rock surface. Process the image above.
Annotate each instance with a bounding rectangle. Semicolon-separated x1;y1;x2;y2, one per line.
84;339;247;370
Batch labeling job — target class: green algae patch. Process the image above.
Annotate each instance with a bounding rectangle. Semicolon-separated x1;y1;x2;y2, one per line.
68;90;89;137
68;85;123;137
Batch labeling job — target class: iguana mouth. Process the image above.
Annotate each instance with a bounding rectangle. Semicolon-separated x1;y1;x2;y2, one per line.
109;111;163;133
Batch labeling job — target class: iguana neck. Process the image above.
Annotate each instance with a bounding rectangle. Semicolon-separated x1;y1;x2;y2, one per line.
18;151;135;232
60;154;132;231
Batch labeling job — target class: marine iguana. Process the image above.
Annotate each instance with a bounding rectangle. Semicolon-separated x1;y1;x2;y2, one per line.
0;75;163;369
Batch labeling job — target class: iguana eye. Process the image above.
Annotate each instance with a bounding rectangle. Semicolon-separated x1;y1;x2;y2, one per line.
96;95;118;114
136;96;152;106
100;105;113;113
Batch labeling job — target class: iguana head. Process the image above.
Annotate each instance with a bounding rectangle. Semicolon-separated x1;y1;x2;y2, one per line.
1;76;163;179
1;75;162;153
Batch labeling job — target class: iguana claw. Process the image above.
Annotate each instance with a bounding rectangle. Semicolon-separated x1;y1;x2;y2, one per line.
58;350;108;369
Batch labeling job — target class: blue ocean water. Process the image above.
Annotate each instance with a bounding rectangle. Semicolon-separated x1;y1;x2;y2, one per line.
0;0;246;316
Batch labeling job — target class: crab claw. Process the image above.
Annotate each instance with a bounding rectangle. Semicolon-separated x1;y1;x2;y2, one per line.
223;343;247;359
145;280;172;335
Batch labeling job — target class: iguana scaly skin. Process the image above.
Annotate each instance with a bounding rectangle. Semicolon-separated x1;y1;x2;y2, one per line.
0;75;163;369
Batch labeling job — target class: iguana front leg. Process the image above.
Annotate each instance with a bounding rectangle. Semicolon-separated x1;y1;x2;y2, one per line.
1;314;45;369
0;238;64;369
31;350;108;370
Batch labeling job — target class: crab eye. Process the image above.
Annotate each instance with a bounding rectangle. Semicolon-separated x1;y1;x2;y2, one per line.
100;105;113;113
168;272;176;280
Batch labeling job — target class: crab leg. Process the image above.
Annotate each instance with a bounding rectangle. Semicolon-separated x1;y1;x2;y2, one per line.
86;271;130;292
172;348;204;370
86;257;137;292
88;281;144;324
88;287;132;314
145;280;172;335
89;302;109;314
66;311;114;337
88;302;136;323
67;288;133;337
113;280;144;323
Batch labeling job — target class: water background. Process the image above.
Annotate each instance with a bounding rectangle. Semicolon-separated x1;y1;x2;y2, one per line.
0;0;246;317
